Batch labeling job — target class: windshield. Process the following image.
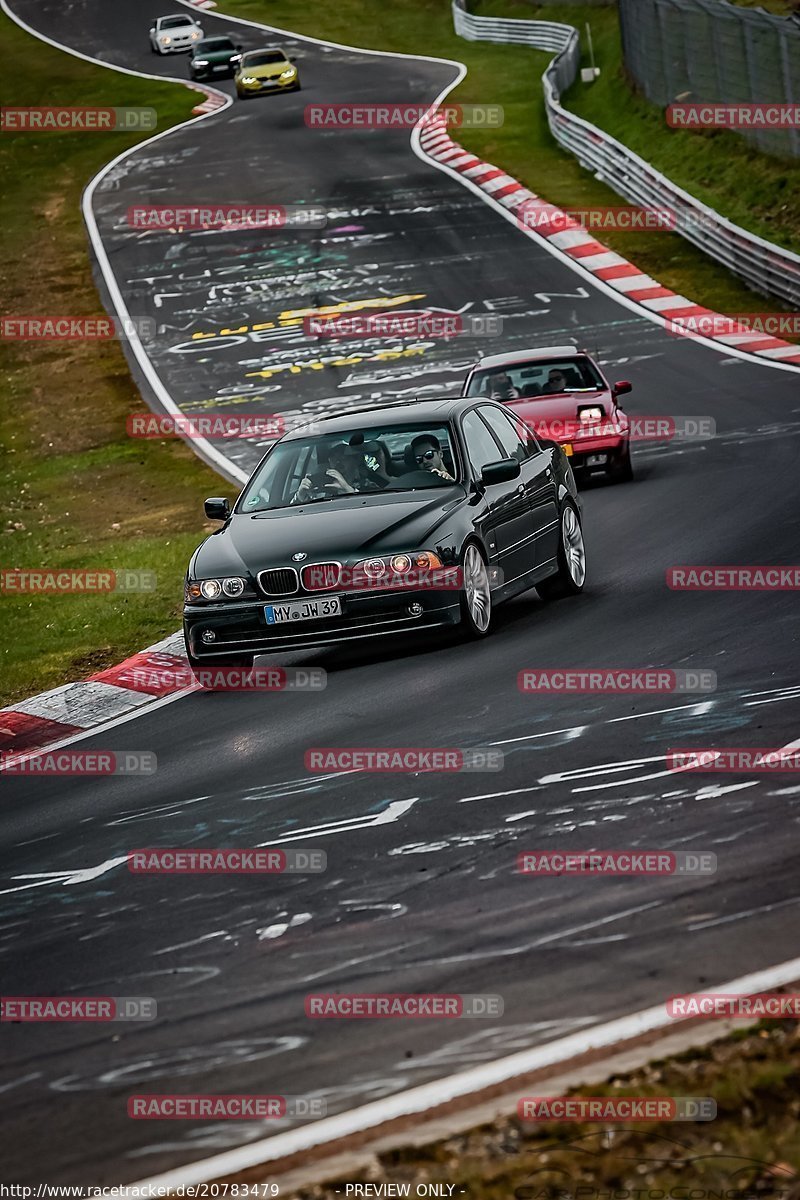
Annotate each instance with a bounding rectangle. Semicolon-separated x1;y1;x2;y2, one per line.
197;38;235;51
242;50;287;66
238;424;460;513
160;16;193;28
467;356;605;400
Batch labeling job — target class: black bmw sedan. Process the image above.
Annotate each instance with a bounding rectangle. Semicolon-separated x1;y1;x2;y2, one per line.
183;397;586;673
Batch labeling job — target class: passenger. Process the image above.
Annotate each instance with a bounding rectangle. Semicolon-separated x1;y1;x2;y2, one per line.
489;371;520;400
358;441;393;490
542;369;569;395
292;443;359;504
409;434;455;482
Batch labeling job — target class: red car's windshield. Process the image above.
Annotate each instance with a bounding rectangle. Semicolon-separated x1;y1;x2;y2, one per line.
467;356;605;401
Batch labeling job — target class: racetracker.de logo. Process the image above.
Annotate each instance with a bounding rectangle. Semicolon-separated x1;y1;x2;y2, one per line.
1;107;156;131
667;748;800;773
304;747;503;772
127;1094;326;1119
667;103;800;129
518;669;716;694
518;202;677;233
667;565;800;590
529;417;715;443
1;996;156;1021
517;851;717;876
127;848;326;874
667;992;800;1018
0;751;156;776
304;312;503;339
0;569;156;594
667;312;800;339
517;1096;716;1122
130;666;327;693
1;316;156;341
304;103;503;129
305;993;503;1018
127;204;327;231
127;414;284;440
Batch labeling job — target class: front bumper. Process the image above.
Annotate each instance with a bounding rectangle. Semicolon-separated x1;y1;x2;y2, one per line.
237;75;298;93
184;587;461;657
562;432;628;471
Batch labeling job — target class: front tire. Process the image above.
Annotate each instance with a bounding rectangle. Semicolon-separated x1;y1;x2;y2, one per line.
536;502;586;601
608;442;634;483
460;543;493;638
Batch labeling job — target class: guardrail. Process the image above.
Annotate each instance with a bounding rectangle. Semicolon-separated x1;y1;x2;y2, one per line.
451;0;800;308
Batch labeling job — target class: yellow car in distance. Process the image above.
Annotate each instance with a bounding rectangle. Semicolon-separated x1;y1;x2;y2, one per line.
235;48;300;99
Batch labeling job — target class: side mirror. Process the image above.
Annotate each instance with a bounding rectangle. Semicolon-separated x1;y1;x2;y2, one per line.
204;497;231;521
613;380;632;398
481;458;521;486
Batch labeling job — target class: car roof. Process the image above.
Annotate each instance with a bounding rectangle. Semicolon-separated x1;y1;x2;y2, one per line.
471;345;585;369
281;396;474;439
158;13;195;19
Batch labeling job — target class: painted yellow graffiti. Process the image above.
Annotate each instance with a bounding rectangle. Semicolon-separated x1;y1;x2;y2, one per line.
191;293;427;340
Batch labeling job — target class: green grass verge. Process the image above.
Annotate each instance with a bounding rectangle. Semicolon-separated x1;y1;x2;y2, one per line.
226;0;799;315
0;13;228;706
287;1021;800;1198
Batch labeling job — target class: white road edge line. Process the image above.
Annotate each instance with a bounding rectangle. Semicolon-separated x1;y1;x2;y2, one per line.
127;954;800;1190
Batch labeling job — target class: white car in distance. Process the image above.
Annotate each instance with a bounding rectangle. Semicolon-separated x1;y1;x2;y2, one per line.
149;14;204;54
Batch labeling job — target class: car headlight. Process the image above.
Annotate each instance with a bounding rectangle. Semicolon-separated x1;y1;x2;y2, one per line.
578;405;604;423
160;35;171;44
191;30;201;38
185;577;248;603
280;67;296;78
240;75;258;83
193;59;209;67
354;552;443;579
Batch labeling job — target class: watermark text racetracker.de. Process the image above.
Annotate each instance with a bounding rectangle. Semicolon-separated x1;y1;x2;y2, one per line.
531;417;715;444
131;665;327;693
1;316;156;341
0;751;156;776
1;996;156;1021
127;413;285;440
1;107;156;131
128;1094;326;1119
517;1096;716;1122
305;747;504;772
305;102;503;129
127;204;327;232
518;669;716;694
667;565;800;590
1;569;156;594
304;312;503;339
127;848;326;874
305;993;503;1017
667;748;800;774
517;851;717;876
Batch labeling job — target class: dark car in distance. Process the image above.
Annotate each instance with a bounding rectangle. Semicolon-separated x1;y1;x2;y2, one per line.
189;35;243;80
183;397;587;674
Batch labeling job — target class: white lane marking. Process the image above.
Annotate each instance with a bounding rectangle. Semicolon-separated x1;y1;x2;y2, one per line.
494;726;587;746
126;955;800;1190
459;786;542;804
0;855;128;896
0;0;247;486
608;701;715;724
688;894;800;932
255;798;418;846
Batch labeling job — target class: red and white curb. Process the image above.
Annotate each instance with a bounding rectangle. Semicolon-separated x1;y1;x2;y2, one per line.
187;82;227;115
0;631;191;763
417;116;800;366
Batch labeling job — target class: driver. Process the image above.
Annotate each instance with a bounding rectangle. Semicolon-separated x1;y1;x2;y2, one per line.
542;368;569;394
409;434;455;482
291;443;359;504
489;371;520;400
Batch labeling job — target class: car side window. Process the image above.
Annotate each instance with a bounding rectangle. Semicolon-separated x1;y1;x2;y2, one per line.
477;405;531;462
461;410;504;474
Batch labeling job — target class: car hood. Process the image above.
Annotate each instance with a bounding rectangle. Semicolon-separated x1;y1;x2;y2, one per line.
199;47;237;62
239;61;292;79
192;488;464;577
504;392;622;436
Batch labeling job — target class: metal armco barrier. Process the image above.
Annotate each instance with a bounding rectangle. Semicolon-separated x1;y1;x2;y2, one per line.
451;0;800;307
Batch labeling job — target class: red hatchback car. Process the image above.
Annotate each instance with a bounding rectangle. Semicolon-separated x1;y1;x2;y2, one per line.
463;345;634;482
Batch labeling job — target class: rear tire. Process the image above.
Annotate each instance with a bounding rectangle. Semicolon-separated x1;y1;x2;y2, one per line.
460;543;493;638
536;502;586;601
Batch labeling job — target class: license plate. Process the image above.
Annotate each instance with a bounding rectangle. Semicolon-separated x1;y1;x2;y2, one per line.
212;64;227;71
265;597;342;624
561;443;573;457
